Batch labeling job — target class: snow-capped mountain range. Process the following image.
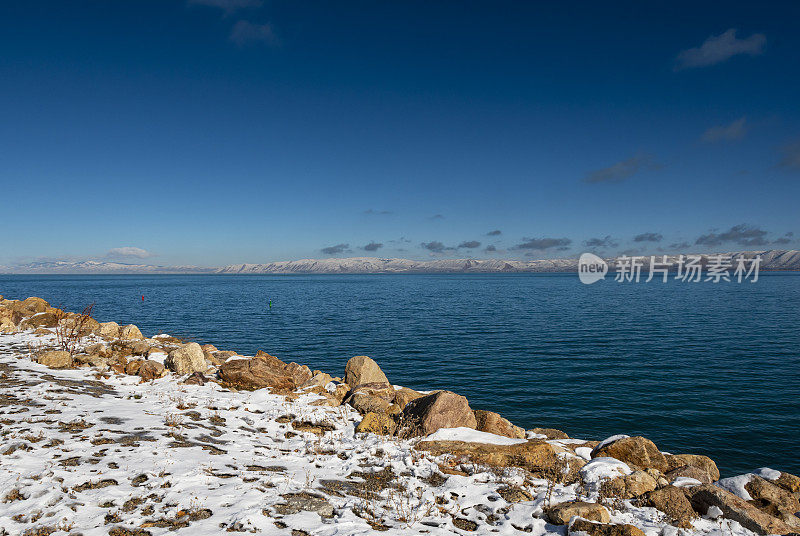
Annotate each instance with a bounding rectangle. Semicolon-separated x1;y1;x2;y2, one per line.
2;250;798;274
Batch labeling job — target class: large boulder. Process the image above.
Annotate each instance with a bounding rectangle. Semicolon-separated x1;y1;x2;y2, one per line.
349;393;391;415
217;358;295;392
473;410;525;439
125;359;165;380
344;355;388;387
19;311;60;329
416;439;556;472
119;324;144;340
569;519;645;536
687;484;792;535
644;486;698;528
165;342;206;374
35;350;73;369
665;453;720;481
605;470;658;499
546;501;610;525
96;321;121;339
592;436;668;472
744;475;800;530
254;351;312;386
12;297;49;316
400;390;477;436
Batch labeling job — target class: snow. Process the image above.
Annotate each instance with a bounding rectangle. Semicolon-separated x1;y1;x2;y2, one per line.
716;475;754;501
672;477;703;488
424;427;527;445
753;467;781;480
594;434;629;452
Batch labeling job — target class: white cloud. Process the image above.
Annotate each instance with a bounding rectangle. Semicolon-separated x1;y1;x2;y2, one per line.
675;29;765;70
230;20;278;46
701;117;747;143
106;247;155;259
585;154;661;184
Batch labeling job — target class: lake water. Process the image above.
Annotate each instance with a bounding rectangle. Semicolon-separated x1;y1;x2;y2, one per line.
1;273;798;477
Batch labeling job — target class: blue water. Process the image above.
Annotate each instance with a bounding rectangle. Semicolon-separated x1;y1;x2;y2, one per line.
1;273;798;477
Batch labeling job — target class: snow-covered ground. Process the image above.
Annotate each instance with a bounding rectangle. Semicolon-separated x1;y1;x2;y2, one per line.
0;330;761;536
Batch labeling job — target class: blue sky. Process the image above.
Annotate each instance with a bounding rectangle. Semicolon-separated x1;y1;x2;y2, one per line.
1;1;798;266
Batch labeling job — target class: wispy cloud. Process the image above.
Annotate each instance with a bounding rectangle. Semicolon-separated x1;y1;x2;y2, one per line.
362;242;383;252
675;29;765;70
485;245;497;252
695;224;769;247
321;243;349;255
585;154;660;184
583;236;618;248
188;0;263;13
106;247;155;259
458;240;481;249
486;230;502;236
428;214;444;220
702;117;748;143
512;237;571;251
778;140;800;171
363;209;393;215
230;20;278;46
633;232;663;243
669;242;691;250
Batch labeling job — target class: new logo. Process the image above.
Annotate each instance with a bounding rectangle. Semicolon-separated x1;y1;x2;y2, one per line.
578;253;608;284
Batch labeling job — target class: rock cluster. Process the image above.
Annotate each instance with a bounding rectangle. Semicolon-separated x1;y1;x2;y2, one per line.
2;294;799;535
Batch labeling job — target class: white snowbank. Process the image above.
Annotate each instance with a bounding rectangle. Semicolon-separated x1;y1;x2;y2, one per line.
716;475;754;500
424;427;527;445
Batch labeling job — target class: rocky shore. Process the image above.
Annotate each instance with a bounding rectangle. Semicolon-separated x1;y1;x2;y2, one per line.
1;296;798;536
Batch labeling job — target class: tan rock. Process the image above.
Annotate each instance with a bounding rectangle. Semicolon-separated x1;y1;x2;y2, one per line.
35;350;73;369
96;321;121;339
127;340;152;356
546;501;610;525
136;360;165;381
393;386;424;409
0;318;16;333
687;484;791;535
300;372;334;389
355;412;396;435
164;342;206;374
349;393;390;415
745;475;800;530
217;358;295;392
666;465;714;484
569;518;645;536
12;297;49;316
773;471;800;493
473;410;525;439
592;436;668;472
253;351;312;386
645;486;697;528
416;439;556;472
606;470;658;499
665;454;720;481
344;355;388;387
19;311;60;329
400;390;477;436
120;324;144;340
528;427;570;440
